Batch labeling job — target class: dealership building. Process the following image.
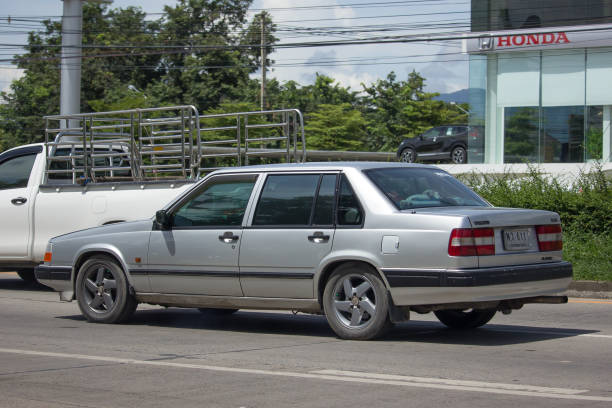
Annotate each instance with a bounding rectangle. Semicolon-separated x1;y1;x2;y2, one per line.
463;0;612;166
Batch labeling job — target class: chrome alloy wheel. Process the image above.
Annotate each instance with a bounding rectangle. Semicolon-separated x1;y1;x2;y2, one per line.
451;146;466;164
331;274;378;329
82;264;118;314
400;148;416;163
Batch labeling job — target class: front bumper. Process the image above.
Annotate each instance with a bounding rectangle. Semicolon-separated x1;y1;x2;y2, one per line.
382;261;573;306
35;265;72;292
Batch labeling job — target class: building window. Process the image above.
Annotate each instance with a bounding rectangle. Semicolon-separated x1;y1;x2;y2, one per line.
477;47;612;164
503;107;539;163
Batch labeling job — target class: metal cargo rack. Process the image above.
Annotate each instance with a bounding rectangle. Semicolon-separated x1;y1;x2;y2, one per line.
43;106;306;185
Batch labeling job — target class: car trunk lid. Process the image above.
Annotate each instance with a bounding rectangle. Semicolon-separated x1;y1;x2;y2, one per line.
407;206;563;267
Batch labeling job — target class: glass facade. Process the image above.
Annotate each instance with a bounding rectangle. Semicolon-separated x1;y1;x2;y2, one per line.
468;47;612;163
471;0;612;32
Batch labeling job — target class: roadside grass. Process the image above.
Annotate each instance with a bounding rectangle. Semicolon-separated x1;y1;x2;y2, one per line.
459;164;612;282
563;232;612;281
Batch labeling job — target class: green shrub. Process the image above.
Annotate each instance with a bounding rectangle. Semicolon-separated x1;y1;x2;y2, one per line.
563;232;612;281
460;164;612;235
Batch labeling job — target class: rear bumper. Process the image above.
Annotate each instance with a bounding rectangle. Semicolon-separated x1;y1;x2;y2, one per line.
383;261;573;306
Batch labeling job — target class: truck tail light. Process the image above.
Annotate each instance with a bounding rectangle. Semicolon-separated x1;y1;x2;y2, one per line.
448;228;495;256
43;252;52;263
536;225;563;251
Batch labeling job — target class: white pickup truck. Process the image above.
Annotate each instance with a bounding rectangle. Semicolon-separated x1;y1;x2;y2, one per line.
0;105;305;281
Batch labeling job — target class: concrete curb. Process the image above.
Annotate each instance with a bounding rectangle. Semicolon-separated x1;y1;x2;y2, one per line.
567;280;612;300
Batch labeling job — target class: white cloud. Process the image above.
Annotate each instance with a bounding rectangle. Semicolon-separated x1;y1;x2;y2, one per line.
333;4;356;26
0;68;24;95
330;71;376;92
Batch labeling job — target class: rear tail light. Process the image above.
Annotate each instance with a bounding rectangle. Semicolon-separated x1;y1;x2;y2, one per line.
536;225;563;251
43;252;52;263
449;228;495;256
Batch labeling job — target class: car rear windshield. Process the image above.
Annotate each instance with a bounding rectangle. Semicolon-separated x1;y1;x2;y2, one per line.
364;167;488;210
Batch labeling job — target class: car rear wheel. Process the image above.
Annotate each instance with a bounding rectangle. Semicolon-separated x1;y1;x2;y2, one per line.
323;263;392;340
399;147;416;163
434;308;496;329
76;256;137;324
197;308;239;316
451;146;466;164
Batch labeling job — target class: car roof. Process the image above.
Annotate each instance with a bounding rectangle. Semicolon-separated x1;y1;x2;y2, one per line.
211;161;441;175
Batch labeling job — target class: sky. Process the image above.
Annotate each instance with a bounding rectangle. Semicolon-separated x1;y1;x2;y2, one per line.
0;0;471;96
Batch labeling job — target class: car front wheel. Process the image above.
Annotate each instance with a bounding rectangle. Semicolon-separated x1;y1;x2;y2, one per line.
451;146;466;164
323;263;392;340
434;308;496;329
399;147;416;163
76;256;137;323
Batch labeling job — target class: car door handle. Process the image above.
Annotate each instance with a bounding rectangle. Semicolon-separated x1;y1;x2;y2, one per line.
308;232;330;244
11;197;27;205
218;231;239;243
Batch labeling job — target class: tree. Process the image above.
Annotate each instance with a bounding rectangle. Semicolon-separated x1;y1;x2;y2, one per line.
360;70;466;151
0;3;160;148
150;0;255;110
305;103;367;151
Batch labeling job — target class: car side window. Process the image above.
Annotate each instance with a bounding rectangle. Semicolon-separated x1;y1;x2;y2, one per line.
172;175;257;227
452;126;467;136
337;175;363;226
253;174;320;226
422;128;440;140
0;154;37;190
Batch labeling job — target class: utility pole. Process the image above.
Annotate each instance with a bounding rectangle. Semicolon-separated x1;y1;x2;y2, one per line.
260;12;266;111
60;0;83;129
59;0;108;129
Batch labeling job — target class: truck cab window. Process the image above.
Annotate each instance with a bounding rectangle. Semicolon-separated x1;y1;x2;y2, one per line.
0;154;36;190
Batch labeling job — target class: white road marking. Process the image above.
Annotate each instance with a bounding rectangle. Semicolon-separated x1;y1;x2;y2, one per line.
312;369;586;394
1;347;612;402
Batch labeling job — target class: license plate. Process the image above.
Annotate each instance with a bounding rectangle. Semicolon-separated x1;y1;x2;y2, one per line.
503;229;530;251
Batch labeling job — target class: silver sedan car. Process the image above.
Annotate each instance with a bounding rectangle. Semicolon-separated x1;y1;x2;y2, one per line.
36;163;572;340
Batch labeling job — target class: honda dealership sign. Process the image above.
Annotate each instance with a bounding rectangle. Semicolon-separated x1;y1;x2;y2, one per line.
466;24;612;53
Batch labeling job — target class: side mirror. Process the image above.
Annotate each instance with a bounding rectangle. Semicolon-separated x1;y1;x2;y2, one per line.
418;135;424;141
155;210;172;230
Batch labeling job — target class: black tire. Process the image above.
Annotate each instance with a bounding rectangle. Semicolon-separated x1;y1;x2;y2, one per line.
197;308;239;316
76;256;137;323
434;308;496;329
323;263;392;340
451;146;467;164
399;147;416;163
16;269;36;283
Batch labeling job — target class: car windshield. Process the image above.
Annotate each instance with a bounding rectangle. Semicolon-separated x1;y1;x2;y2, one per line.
364;167;489;210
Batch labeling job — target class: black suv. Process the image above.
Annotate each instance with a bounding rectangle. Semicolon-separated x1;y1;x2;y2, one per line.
396;125;482;164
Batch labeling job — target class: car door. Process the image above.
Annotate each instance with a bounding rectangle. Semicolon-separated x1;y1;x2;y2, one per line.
239;173;338;299
0;147;41;259
416;127;446;158
146;173;259;296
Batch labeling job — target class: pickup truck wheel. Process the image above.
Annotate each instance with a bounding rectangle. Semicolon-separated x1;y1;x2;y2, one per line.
323;263;392;340
16;269;36;283
434;308;496;329
451;146;466;164
198;308;238;316
399;147;416;163
76;256;137;324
